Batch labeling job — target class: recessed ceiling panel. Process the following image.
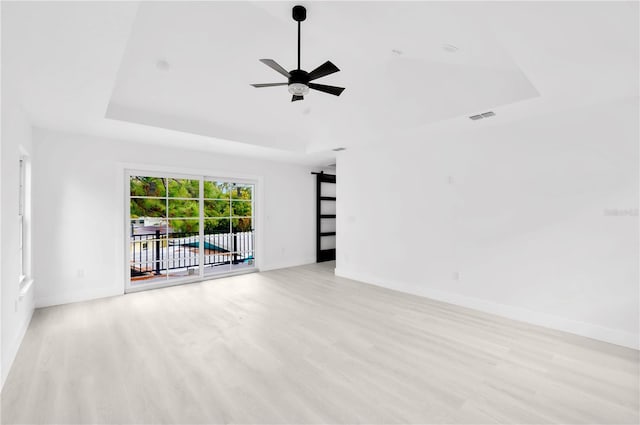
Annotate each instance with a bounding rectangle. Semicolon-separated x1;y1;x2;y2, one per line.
107;1;539;152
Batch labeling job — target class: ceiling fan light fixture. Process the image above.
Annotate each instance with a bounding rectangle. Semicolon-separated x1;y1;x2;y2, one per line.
288;83;309;96
250;6;345;102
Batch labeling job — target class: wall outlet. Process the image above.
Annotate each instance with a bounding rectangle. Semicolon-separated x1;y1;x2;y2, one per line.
77;269;85;278
453;271;460;281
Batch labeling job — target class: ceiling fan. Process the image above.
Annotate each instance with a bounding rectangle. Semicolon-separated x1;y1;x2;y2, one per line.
251;5;345;102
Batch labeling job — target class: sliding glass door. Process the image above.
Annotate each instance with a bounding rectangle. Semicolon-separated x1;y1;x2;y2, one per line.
127;171;255;291
202;179;254;276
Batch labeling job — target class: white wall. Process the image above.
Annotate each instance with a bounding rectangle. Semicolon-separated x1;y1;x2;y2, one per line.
1;96;36;387
32;128;317;307
1;2;3;386
336;97;639;349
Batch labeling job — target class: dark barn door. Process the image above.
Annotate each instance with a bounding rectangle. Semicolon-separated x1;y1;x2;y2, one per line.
313;172;336;262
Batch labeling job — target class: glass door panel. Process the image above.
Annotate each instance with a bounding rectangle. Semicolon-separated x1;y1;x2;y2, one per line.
129;175;169;284
203;180;255;277
166;219;200;280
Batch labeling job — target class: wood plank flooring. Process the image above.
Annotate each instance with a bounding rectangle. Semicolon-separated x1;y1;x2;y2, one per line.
1;262;638;424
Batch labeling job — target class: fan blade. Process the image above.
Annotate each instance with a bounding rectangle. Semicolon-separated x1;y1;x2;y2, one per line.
251;83;288;88
259;59;291;78
309;83;345;97
308;61;340;81
292;95;304;102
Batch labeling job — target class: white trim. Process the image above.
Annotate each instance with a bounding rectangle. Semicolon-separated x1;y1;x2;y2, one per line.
119;161;263;184
125;268;259;294
35;286;122;309
1;291;34;386
261;257;316;272
334;268;640;350
19;278;34;299
198;178;205;279
17;150;32;286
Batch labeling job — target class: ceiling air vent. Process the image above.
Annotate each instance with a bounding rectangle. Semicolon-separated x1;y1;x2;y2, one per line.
469;111;496;121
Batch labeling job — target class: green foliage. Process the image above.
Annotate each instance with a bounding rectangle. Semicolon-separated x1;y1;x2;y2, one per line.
205;219;229;234
204;200;229;218
130;176;166;197
131;177;253;234
233;217;252;232
169;200;199;217
170;219;199;234
168;179;199;198
130;198;165;218
204;181;230;199
232;201;251;217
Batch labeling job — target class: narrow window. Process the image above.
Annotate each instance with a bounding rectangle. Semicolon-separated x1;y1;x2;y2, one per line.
18;157;26;282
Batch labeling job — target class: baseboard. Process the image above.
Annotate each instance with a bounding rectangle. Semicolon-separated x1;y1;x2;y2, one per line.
35;258;315;307
1;290;35;390
335;268;639;350
260;257;316;272
35;286;123;308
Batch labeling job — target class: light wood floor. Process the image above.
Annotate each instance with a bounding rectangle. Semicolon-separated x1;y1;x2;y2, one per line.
1;262;638;424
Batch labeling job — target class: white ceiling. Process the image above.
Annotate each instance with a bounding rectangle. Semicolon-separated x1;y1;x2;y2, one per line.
2;1;638;164
106;1;539;153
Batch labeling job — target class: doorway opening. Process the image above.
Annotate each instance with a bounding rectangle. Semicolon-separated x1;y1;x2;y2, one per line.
313;171;336;262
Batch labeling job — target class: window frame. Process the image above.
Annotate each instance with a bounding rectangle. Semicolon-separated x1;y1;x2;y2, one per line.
124;168;259;293
18;151;33;295
18;157;25;284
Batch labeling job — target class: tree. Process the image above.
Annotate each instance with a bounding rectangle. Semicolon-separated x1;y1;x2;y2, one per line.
130;177;253;234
